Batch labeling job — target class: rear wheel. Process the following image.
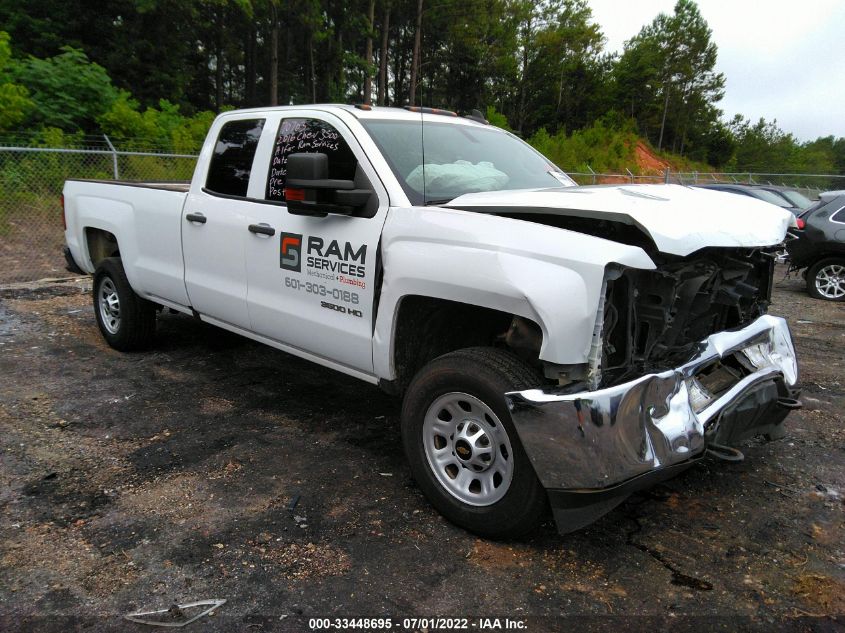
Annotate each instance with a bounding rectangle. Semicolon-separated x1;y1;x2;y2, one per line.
806;258;845;301
93;257;156;350
401;347;547;539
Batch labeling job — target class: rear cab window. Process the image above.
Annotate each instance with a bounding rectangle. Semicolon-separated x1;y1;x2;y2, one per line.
205;118;266;197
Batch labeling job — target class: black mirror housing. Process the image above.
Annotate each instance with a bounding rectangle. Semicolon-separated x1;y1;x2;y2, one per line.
286;152;329;181
284;152;373;217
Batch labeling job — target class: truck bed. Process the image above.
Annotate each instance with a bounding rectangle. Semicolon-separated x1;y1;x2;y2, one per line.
63;178;191;305
67;179;190;193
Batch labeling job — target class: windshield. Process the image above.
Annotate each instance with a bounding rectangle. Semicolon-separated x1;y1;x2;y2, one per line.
778;190;813;209
752;188;793;208
359;119;575;205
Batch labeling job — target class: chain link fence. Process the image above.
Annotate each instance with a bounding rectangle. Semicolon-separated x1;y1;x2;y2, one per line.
2;139;844;285
567;168;845;197
0;141;197;285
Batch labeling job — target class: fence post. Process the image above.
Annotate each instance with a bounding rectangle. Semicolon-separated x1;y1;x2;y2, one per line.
625;168;634;184
104;134;119;179
587;165;596;185
664;167;670;184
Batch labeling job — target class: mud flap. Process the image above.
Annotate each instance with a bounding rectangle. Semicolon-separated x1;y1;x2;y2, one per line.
63;246;85;275
546;460;698;534
549;493;629;534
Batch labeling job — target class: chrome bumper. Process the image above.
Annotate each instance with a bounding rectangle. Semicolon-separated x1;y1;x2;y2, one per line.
506;315;798;503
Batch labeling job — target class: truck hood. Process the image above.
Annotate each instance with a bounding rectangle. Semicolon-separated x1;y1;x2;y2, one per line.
445;184;793;256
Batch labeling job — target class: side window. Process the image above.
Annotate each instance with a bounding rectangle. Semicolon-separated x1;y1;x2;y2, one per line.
266;118;357;202
831;206;845;224
205;118;265;197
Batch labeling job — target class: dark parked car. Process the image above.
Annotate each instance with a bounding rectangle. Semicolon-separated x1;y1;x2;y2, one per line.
693;183;801;215
786;191;845;301
756;185;815;211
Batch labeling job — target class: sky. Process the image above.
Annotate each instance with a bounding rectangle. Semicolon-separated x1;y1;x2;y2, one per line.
588;0;845;141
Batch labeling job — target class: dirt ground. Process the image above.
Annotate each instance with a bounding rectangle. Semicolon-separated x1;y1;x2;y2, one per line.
0;266;843;632
0;220;68;285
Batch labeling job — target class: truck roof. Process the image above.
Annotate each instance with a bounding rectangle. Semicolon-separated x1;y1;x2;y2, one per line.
218;104;491;128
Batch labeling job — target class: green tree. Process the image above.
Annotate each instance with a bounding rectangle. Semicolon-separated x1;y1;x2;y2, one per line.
97;90;216;152
531;0;606;132
613;32;662;135
614;0;724;155
0;31;32;130
728;116;835;174
498;0;608;136
805;136;845;175
13;46;118;132
527;115;637;173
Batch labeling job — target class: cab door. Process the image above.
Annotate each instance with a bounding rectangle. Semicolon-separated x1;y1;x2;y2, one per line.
182;116;266;329
244;111;389;374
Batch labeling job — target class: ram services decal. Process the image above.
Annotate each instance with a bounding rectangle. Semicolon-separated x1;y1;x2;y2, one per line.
281;233;367;318
280;235;367;280
305;237;366;278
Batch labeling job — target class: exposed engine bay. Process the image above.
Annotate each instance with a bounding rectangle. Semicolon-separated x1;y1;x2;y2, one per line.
600;248;776;387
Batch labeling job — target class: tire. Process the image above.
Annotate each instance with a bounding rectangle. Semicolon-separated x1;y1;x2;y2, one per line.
401;347;548;539
93;257;156;350
806;257;845;301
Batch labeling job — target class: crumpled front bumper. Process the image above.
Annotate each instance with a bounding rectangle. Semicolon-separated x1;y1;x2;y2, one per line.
506;314;799;533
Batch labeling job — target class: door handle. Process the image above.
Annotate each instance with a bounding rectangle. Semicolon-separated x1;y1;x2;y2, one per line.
248;223;275;236
185;213;207;224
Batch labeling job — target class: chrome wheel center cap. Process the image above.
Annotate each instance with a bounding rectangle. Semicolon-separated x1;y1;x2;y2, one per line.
453;419;495;472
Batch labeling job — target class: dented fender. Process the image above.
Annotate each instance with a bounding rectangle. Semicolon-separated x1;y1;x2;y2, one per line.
372;206;655;380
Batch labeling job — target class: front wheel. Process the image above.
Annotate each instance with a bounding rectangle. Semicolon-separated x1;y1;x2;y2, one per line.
806;258;845;301
401;347;548;539
93;257;156;350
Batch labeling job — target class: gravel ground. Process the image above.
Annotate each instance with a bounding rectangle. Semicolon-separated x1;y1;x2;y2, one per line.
0;266;843;632
0;218;69;285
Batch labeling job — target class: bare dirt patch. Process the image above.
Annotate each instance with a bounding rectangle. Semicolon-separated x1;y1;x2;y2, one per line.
256;542;351;580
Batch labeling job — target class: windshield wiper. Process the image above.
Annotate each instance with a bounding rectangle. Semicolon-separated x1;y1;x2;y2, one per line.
425;198;454;206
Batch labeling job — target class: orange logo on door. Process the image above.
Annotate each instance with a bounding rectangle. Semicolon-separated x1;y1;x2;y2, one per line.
280;233;302;272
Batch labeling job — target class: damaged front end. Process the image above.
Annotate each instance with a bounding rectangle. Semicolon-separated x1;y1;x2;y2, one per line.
506;248;800;533
599;247;776;388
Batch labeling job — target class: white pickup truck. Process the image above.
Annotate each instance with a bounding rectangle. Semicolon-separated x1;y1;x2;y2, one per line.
63;104;801;538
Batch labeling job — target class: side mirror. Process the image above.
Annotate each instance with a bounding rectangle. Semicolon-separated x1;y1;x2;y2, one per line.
285;153;372;217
